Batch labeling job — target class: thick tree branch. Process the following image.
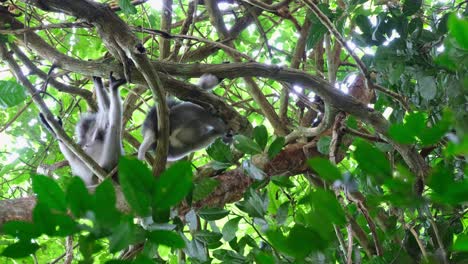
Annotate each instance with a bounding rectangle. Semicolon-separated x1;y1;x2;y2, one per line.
0;5;428;180
159;0;173;59
8;43;97;111
0;14;251;136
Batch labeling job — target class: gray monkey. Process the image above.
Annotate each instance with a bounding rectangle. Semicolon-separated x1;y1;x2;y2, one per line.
138;74;230;161
40;73;126;185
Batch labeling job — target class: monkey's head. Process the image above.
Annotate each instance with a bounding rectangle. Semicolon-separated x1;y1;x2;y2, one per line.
75;114;98;146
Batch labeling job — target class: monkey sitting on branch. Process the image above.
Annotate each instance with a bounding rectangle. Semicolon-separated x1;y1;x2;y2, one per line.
138;74;232;161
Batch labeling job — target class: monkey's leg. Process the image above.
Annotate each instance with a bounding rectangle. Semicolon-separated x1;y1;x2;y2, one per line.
92;77;110;141
138;129;156;160
93;76;110;112
100;73;125;171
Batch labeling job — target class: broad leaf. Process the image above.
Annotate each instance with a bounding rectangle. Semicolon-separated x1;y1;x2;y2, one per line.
1;241;39;259
233;135;262;155
206;138;233;163
253;125;268;149
308;157;341;181
118;0;137;15
66;177;93;218
148;230;185;248
32;174;67;212
198;208;229;221
153;160;193;209
402;0;422;16
2;221;40;240
267;136;285;159
193;178;219;202
222;217;241;242
354;140;391;182
94;179;120;227
118;157;155;216
448;14;468;50
0;80;27;109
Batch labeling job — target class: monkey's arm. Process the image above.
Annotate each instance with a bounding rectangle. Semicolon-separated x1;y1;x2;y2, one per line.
57;142;94;185
39;113;94;185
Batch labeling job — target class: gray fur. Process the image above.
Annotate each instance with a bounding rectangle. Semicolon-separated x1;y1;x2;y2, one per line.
42;74;125;185
138;74;228;161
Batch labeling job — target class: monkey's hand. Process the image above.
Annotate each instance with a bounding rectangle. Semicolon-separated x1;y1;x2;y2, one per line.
109;72;126;91
39;113;62;136
222;130;234;144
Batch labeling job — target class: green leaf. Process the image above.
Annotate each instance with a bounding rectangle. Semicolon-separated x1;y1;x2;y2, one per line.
213;249;247;263
236;189;267;218
267;136;285;159
193;178;219;202
354;140;391;182
316;136;331;155
267;225;323;259
309;189;346;226
271;175;295;188
32;203;55;235
153;160;193;210
419;110;453;146
453;234;468;251
222;217;241;242
448;14;468;50
94;179;120;227
388;125;414;144
1;241;39;259
0;80;27;109
66;177;92;218
206;138;233;163
148;230;185;248
79;235;101;263
194;230;223;245
233;135;262;155
32;174;67;212
109;219;136;253
428;165;468;204
306;6;330;49
388;112;426;144
242;159;266;180
118;157;155;216
308;157;341;181
418;76;437;100
198;208;229;221
50;214;79;237
276;202;289;226
2;221;40;240
253;125;268;149
402;0;422;16
118;0;137;15
254;252;275;264
355;15;372;35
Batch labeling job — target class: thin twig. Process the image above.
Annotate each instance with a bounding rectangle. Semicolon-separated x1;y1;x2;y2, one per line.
347;224;353;264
